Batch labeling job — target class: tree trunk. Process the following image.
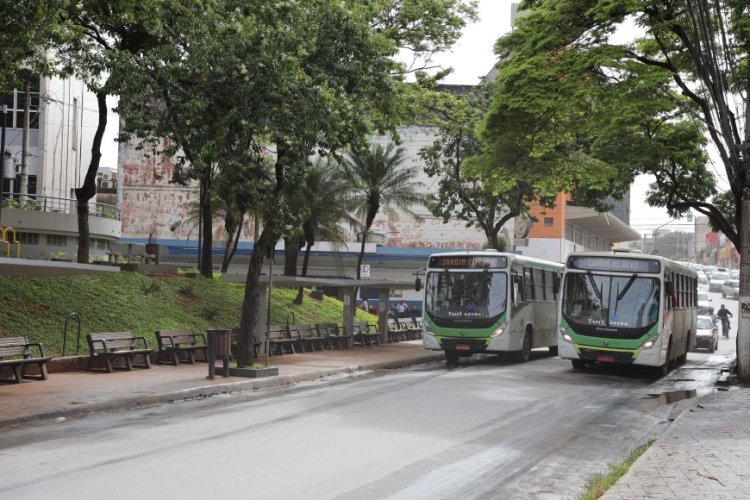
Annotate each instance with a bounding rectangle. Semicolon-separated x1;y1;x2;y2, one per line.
739;197;750;379
221;218;243;273
284;236;302;276
75;91;107;263
293;240;314;305
738;69;750;380
199;171;213;277
237;228;273;367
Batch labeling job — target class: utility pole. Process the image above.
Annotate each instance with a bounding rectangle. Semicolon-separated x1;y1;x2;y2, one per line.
0;104;6;226
19;83;30;202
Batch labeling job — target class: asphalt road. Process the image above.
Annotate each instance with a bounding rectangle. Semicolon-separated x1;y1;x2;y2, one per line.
0;292;735;500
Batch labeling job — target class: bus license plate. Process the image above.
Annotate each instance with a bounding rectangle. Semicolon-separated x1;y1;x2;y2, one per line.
597;354;615;363
455;344;471;351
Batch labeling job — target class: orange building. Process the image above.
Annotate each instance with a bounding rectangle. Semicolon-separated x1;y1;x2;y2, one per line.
514;193;640;263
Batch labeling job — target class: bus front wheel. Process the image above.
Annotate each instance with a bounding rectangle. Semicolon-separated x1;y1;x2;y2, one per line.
445;350;459;367
571;359;586;370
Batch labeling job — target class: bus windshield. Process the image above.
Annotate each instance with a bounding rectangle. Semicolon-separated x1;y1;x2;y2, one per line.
562;272;660;330
426;271;507;325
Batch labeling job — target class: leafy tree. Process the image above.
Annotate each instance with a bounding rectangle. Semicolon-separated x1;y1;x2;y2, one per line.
59;1;166;263
0;1;67;93
420;86;556;250
345;143;425;279
483;0;748;375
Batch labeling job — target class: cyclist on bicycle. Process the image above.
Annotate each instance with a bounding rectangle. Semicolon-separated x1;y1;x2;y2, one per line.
716;304;733;338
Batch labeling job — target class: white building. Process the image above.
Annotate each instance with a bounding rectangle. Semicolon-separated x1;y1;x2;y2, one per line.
0;76;120;261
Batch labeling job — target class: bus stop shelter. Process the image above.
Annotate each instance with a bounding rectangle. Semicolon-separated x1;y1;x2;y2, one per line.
221;274;418;347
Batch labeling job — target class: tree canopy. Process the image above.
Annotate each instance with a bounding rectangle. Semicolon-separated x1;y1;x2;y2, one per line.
482;0;747;246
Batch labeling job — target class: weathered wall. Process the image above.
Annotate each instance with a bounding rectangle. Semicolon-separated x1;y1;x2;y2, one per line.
119;126;498;250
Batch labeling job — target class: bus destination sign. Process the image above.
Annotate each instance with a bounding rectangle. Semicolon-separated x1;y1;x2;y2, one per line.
429;255;508;269
567;256;661;274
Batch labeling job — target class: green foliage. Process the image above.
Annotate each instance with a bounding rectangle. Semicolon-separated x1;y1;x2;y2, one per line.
485;0;748;247
139;279;161;295
579;441;653;499
0;273;377;356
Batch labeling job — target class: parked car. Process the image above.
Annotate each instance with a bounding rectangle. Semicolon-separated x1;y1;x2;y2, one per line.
709;272;731;292
694;315;719;352
698;274;708;286
703;265;717;278
730;269;740;279
722;279;740;299
698;292;713;316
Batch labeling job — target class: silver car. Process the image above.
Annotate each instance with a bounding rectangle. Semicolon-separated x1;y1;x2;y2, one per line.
709;272;731;292
722;279;740;299
694;315;719;352
697;292;713;315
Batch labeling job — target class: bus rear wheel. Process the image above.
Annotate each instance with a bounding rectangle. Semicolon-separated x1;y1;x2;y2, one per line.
571;359;586;370
514;331;532;363
445;350;459;367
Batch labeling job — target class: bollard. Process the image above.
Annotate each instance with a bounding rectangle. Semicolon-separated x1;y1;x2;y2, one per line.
206;328;232;379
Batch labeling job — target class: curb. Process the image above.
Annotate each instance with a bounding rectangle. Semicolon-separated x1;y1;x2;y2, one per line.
0;353;445;430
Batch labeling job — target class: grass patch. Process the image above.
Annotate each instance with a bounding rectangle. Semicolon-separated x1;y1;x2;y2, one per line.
0;273;378;356
579;441;654;500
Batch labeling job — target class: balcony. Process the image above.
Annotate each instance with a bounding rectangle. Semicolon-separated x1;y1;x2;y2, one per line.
0;193;121;260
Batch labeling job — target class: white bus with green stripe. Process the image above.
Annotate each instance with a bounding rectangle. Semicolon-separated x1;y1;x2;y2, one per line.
421;251;563;365
558;252;697;376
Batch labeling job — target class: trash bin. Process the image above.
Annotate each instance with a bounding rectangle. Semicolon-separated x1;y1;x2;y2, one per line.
206;328;232;379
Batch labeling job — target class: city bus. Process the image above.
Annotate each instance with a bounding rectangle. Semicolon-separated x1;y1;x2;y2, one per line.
421;251;563;365
558;251;698;375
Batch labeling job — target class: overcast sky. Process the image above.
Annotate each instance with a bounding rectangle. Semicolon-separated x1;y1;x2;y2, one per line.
103;0;696;237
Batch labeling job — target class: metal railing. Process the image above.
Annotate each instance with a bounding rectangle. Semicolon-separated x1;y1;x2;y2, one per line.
0;192;120;220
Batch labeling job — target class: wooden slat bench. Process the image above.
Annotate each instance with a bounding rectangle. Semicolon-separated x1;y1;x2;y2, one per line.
0;336;52;383
316;323;352;349
267;325;299;355
289;324;325;352
86;331;153;372
156;329;208;365
352;321;380;347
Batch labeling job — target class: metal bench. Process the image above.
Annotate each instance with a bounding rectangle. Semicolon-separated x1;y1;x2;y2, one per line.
387;318;407;342
0;336;51;383
86;331;153;372
155;329;207;365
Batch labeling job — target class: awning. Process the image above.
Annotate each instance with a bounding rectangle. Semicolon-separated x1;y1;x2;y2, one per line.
566;206;640;242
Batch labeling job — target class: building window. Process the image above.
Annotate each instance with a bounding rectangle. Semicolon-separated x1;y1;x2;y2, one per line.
544;217;553;227
95;239;106;250
0;76;40;130
47;234;67;247
16;232;39;245
565;223;574;241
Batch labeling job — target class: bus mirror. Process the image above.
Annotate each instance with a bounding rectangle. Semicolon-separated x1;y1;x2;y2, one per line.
553;275;561;295
665;281;674;297
415;277;422;292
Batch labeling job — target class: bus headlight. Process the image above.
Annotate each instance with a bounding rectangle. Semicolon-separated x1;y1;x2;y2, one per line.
559;326;573;343
640;336;658;349
491;323;507;337
424;323;436;336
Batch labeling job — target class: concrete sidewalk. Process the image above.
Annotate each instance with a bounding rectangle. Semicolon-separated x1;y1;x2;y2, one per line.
0;341;442;429
2;343;749;498
603;386;750;499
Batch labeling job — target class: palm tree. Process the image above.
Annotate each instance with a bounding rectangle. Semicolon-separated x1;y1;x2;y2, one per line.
344;143;425;281
289;159;357;303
